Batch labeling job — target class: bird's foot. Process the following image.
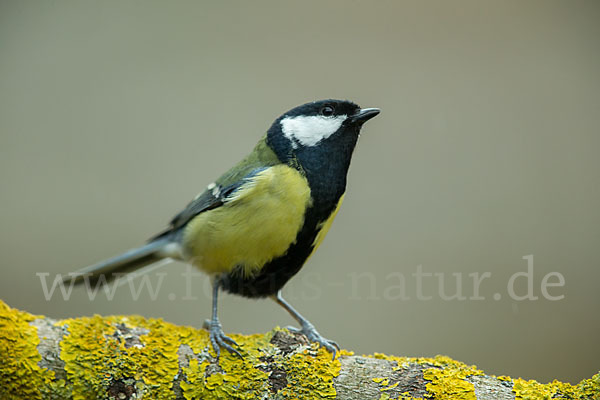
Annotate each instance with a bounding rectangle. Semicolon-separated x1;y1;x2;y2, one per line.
203;318;243;359
286;322;340;360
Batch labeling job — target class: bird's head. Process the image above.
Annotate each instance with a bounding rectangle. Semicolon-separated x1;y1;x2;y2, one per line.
267;99;380;173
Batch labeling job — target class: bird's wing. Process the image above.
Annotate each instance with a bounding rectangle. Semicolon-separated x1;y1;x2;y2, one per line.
150;135;282;240
168;169;265;231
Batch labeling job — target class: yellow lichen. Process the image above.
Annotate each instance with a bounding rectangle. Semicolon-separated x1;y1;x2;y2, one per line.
109;315;182;398
279;346;341;399
398;391;422;400
371;352;411;365
58;313;199;399
512;373;600;400
578;373;600;400
381;382;399;391
365;354;486;399
422;356;481;400
338;349;354;357
59;313;271;399
59;315;124;399
2;300;599;399
423;367;477;400
0;300;57;399
178;331;271;399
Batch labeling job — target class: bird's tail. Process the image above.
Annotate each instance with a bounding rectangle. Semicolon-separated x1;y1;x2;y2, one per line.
63;237;181;286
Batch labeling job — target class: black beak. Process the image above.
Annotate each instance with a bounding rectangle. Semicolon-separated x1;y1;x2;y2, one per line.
351;108;380;124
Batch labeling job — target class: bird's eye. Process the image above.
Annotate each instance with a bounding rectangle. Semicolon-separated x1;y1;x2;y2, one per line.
320;105;335;117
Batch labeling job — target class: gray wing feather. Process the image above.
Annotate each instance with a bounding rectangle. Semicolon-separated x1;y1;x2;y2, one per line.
63;237;173;285
166;167;269;232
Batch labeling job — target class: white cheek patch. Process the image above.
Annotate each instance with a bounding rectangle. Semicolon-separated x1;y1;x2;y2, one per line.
280;115;347;148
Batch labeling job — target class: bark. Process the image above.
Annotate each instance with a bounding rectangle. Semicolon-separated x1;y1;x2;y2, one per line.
1;300;598;400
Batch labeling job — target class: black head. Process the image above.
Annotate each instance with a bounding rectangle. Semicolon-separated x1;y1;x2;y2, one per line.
266;99;379;165
266;99;379;203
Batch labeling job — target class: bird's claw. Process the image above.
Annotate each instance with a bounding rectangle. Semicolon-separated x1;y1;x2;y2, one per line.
285;324;339;359
205;319;243;359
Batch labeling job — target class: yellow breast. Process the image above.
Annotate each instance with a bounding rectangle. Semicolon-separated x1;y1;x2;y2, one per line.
182;165;312;276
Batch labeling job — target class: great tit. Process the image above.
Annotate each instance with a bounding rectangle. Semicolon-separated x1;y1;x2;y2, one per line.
64;99;380;359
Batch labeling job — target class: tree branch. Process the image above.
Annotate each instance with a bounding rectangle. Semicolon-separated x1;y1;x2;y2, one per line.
1;300;598;399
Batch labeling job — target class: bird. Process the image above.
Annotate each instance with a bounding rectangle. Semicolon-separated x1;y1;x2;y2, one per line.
63;99;380;359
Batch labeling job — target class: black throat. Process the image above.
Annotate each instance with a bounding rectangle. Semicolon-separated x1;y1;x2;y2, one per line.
268;121;360;210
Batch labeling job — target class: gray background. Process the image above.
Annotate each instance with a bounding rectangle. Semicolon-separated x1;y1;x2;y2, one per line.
1;0;598;384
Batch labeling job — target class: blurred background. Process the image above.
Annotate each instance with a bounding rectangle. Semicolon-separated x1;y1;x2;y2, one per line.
1;0;598;384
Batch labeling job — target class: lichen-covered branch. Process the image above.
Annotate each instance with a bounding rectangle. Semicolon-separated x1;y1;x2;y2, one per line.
1;300;598;400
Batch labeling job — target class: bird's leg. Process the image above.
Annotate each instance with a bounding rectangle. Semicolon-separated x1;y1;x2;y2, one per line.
271;290;339;359
204;278;242;359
